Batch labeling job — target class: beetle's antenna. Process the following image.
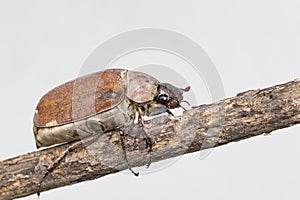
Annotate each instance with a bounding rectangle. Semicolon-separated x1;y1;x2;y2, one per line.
181;100;190;106
180;104;187;111
181;86;191;92
180;100;191;111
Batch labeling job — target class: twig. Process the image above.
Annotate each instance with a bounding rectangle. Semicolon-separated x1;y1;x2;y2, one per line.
1;79;300;200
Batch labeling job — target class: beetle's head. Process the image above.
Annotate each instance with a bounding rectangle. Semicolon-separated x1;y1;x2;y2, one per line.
154;83;190;109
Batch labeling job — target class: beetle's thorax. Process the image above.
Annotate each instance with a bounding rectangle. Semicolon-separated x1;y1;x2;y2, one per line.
125;70;159;103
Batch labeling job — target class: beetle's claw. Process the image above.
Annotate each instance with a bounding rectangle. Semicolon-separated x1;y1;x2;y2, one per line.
146;154;153;168
129;167;139;176
37;185;41;198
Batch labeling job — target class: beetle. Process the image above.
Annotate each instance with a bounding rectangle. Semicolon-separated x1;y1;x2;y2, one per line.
34;68;190;148
33;68;190;181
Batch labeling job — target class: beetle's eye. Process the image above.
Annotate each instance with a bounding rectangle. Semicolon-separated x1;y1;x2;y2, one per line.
158;94;169;103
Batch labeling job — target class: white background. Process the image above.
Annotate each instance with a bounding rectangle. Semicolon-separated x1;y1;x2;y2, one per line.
1;1;300;199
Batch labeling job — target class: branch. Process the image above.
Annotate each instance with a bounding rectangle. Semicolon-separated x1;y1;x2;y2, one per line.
1;79;300;200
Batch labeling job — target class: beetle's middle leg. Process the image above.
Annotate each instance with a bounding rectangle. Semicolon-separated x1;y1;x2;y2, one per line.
137;115;153;168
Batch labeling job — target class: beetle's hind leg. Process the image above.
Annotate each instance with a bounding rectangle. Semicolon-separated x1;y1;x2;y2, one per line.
119;130;139;176
37;118;104;197
37;133;102;197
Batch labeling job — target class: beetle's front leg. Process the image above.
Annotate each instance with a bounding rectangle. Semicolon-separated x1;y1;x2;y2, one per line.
166;109;175;116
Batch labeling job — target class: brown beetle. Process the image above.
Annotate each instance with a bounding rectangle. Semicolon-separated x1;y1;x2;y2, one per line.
34;68;190;187
33;68;190;149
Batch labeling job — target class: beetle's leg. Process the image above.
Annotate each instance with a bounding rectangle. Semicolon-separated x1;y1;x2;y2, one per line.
119;130;139;176
40;119;104;182
37;135;101;196
137;115;152;152
137;115;153;168
37;130;102;197
166;109;174;116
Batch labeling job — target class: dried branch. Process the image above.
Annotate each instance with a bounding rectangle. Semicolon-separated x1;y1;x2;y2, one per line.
1;79;300;200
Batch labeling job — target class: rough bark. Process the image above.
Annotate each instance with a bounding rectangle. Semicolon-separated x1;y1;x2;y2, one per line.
1;79;300;200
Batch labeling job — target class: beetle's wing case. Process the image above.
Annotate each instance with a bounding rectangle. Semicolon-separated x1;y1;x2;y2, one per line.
33;69;129;148
34;69;126;127
126;70;159;103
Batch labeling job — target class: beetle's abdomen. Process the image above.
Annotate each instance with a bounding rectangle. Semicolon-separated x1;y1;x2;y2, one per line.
34;69;126;127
